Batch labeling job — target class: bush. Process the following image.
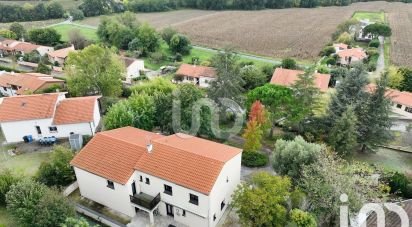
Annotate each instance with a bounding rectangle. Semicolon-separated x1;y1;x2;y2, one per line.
369;39;380;48
241;151;269;167
325;57;336;66
404;183;412;198
68;8;85;21
320;46;335;56
367;61;377;72
36;146;76;187
281;58;297;69
0;170;20;206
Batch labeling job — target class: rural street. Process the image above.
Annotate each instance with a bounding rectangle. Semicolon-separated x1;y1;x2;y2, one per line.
376;36;385;75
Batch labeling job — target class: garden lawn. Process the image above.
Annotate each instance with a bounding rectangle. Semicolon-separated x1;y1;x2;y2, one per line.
352;11;385;23
50;24;98;42
349;148;412;176
0;207;17;227
0;151;50;176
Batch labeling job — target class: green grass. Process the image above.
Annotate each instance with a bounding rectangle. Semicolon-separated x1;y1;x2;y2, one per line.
349;148;412;176
0;207;17;227
352;11;385;23
0;0;81;10
49;24;99;42
0;151;50;176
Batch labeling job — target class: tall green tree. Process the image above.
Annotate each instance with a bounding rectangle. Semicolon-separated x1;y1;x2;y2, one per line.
400;67;412;92
66;45;124;97
240;65;267;90
133;23;160;56
9;22;26;38
291;69;321;121
208;49;245;104
357;74;392;152
328;107;358;156
364;23;392;39
232;172;293;227
0;170;20;206
247;84;297;137
242;120;263;152
28;28;61;46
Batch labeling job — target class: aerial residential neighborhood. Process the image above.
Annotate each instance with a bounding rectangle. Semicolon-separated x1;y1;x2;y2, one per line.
0;0;412;227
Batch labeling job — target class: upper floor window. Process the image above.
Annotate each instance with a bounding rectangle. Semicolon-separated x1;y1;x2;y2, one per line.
107;180;115;189
164;184;173;195
406;107;412;113
213;214;216;221
139;175;143;182
145;177;150;185
221;200;226;210
189;193;199;205
396;104;403;109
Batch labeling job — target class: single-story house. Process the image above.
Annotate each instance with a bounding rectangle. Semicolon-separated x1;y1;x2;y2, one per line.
0;39;53;56
367;84;412;119
0;72;64;96
121;56;145;83
71;126;242;227
336;48;367;65
175;64;217;88
48;45;75;66
270;68;331;92
333;43;349;53
0;93;101;143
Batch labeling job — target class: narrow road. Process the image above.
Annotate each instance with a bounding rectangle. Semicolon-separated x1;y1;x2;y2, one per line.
376;36;385;75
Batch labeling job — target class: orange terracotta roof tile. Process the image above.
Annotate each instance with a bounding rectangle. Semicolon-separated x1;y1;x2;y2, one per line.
337;48;367;59
333;43;348;50
0;93;59;122
71;127;164;184
13;42;40;53
48;46;75;59
0;73;64;95
53;96;100;125
270;68;331;92
176;63;217;78
71;127;242;194
366;84;412;107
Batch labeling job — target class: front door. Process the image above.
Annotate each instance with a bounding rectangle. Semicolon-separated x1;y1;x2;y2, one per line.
166;203;174;217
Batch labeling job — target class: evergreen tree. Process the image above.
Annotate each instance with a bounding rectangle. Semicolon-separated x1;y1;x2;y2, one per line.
357;74;392;152
208;48;245;105
291;69;321;121
328;106;358;156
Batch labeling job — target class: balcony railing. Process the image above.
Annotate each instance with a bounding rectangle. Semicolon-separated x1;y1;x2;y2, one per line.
130;192;161;211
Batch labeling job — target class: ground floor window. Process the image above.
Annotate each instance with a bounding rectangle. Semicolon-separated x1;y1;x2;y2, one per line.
405;107;412;113
49;126;58;133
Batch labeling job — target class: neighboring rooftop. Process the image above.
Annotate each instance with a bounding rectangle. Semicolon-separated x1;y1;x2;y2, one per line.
270;68;331;92
120;56;143;68
48;45;75;59
0;72;64;95
337;47;367;59
53;96;100;125
71;127;242;195
333;43;348;50
0;93;59;122
367;84;412;107
176;63;217;78
0;93;99;124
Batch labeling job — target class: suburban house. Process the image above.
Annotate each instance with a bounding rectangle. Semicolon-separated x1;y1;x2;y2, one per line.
71;127;242;227
0;39;54;56
355;19;374;42
270;68;331;92
175;63;217;88
48;45;75;66
121;56;145;83
336;47;367;65
367;84;412;119
0;93;101;143
333;43;349;53
0;72;64;96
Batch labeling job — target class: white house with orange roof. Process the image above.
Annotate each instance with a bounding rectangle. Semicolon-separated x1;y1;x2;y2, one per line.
0;39;54;56
270;68;331;92
47;45;75;66
175;63;217;88
71;127;242;227
333;43;367;66
0;93;101;143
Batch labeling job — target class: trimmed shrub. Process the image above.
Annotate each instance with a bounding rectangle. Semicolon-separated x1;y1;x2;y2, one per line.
241;151;269;167
369;39;380;48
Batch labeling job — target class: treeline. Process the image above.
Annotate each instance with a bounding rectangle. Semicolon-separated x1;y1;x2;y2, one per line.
0;2;64;23
125;0;411;12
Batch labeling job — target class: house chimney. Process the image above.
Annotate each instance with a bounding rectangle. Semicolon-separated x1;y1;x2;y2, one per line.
147;143;153;153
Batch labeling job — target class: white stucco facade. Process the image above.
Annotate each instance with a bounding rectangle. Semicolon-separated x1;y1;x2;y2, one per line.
0;95;101;143
126;60;145;80
74;153;242;227
179;76;215;88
